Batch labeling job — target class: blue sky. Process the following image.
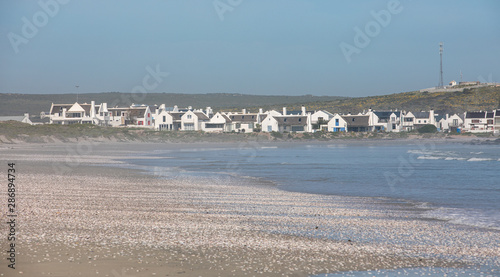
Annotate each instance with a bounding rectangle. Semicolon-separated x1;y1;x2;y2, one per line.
1;0;499;97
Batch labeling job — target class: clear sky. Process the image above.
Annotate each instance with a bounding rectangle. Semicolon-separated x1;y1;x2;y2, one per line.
1;0;499;97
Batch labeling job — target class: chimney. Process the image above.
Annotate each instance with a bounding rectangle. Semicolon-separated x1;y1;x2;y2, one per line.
283;107;287;116
446;114;449;120
242;108;246;114
91;101;96;118
259;108;263;114
62;108;67;118
301;106;306;115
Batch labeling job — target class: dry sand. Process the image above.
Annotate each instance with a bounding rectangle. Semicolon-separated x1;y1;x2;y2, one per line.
0;142;498;277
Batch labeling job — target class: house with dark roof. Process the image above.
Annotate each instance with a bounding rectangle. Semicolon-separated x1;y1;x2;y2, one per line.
261;115;311;133
155;110;185;131
438;114;463;133
225;113;259;132
180;110;210;131
463;111;495;133
203;112;231;132
372;110;403;132
412;110;437;129
341;114;373;132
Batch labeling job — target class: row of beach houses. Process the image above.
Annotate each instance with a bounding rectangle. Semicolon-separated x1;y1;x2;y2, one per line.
42;101;500;134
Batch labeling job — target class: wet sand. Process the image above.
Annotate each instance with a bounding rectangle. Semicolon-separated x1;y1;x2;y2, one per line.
0;143;498;276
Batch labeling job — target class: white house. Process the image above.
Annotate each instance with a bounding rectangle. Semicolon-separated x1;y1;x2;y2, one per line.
372;111;403;132
327;114;347;132
495;110;500;134
181;110;209;131
0;113;33;125
49;102;100;125
203;112;231;132
438;114;463;133
463;111;495;133
412;110;436;129
261;114;311;133
225;113;259;133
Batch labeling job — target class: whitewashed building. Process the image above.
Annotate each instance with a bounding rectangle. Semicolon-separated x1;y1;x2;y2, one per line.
327;114;347;132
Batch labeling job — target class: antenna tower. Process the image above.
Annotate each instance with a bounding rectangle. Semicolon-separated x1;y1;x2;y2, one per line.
439;42;444;88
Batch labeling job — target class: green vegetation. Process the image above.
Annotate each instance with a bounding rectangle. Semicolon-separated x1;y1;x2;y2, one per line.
0;92;345;116
417;125;438;134
1;85;499;118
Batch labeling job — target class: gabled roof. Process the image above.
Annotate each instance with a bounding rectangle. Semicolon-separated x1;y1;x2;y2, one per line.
273;116;307;126
413;112;430;118
229;114;258;122
373;111;400;120
49;104;73;115
68;102;85;112
169;112;185;121
193;112;209;120
128;107;148;118
465;111;486;119
342;115;370;127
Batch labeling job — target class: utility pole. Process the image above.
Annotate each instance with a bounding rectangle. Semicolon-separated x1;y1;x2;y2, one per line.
439;42;444;88
75;85;79;102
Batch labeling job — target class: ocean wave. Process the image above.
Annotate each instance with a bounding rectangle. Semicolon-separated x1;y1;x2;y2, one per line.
467;158;494;162
417;156;442;160
444;157;467;161
422;207;500;230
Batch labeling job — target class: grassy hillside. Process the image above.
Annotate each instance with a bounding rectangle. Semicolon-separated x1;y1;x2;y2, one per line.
1;86;499;118
3;121;494;144
0;92;345;116
248;86;500;115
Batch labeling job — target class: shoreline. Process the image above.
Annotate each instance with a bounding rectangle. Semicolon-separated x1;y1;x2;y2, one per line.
0;143;498;276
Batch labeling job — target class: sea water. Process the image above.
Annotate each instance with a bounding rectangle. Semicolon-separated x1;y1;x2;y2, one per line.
124;141;500;231
122;141;500;276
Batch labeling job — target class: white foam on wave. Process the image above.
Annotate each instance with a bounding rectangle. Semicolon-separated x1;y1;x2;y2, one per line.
417;156;442;160
444;157;467;161
423;207;500;230
467;157;493;162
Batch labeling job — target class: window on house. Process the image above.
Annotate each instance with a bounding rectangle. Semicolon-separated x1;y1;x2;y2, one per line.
163;116;166;122
138;121;143;125
298;118;301;122
236;123;241;128
453;119;458;126
148;113;150;117
187;114;192;119
184;123;195;130
352;118;355;121
267;126;272;132
284;118;287;122
335;118;339;126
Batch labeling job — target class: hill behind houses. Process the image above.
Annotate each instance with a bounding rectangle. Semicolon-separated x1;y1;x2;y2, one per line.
1;86;499;117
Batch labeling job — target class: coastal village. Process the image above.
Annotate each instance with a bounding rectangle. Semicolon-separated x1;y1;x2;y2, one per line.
7;100;497;134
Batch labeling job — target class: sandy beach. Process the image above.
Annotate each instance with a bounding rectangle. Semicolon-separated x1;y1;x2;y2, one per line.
0;142;498;277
